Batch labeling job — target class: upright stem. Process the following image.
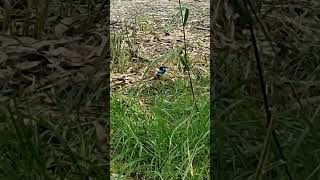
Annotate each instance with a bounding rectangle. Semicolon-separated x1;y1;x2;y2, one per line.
178;0;199;112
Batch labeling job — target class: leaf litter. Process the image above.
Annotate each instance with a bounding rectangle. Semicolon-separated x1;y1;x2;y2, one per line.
0;1;111;178
110;0;210;91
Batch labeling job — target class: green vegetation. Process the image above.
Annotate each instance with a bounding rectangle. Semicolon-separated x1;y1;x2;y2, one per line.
213;0;320;179
215;47;320;180
111;79;209;179
110;2;210;178
214;30;320;180
0;80;107;179
1;0;319;180
0;0;108;179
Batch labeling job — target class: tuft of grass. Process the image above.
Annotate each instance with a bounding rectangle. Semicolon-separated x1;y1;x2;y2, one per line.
215;46;320;180
135;16;155;34
0;73;107;179
111;79;209;179
110;2;210;178
111;32;130;73
0;0;109;179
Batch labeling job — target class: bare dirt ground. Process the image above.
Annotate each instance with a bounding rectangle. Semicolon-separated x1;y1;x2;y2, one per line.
110;1;210;177
109;0;210;91
111;0;210;59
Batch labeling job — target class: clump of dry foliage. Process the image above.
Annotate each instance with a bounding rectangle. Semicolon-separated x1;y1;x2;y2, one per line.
214;0;320;109
0;0;109;110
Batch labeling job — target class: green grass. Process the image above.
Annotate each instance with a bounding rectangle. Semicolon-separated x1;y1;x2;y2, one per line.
215;47;320;180
111;79;210;179
0;0;109;179
2;0;319;179
0;75;107;179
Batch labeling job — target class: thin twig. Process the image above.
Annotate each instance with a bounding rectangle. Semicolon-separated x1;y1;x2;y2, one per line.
242;0;293;180
178;0;199;112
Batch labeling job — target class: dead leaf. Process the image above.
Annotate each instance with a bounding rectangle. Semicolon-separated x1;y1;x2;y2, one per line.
6;46;37;54
61;17;77;25
18;36;37;46
15;61;42;70
55;24;69;36
0;35;19;47
51;47;81;59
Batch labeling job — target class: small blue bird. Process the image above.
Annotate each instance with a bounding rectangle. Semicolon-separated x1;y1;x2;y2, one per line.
154;65;167;79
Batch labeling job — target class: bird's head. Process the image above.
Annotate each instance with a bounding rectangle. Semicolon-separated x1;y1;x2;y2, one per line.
157;65;168;76
159;65;167;72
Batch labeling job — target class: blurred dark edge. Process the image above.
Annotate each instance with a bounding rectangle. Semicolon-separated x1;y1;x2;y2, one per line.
210;0;217;179
105;0;111;179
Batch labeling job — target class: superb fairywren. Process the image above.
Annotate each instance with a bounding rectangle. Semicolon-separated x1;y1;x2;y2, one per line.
154;65;167;79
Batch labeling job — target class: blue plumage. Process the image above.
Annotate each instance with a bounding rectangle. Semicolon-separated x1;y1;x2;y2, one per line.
154;65;167;79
